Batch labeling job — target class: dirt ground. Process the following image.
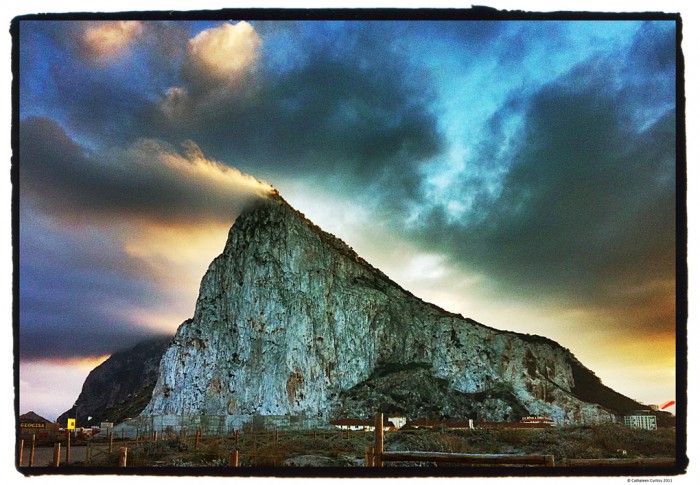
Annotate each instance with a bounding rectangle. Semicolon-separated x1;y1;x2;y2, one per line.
18;444;93;467
17;424;678;469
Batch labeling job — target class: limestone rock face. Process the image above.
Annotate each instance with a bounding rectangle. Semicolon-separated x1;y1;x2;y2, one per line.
141;194;641;425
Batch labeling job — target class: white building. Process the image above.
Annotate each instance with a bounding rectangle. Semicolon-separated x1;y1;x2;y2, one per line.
388;415;407;429
624;412;657;430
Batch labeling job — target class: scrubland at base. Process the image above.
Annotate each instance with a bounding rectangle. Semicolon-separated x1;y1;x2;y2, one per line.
75;424;675;468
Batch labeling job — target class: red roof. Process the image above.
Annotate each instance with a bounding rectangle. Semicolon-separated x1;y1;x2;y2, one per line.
475;422;553;428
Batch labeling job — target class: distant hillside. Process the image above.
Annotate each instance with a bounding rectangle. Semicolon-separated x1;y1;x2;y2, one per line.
19;411;52;424
57;336;171;427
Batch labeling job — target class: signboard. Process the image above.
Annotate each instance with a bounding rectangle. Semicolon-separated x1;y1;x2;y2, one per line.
20;422;46;429
67;418;76;430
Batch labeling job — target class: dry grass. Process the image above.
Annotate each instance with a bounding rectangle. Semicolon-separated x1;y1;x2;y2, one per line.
83;425;676;467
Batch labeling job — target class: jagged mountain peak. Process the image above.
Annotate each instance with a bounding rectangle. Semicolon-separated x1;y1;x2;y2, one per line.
141;191;643;425
233;192;478;324
240;190;391;280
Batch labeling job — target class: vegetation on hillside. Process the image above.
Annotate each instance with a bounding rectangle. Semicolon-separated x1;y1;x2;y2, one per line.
81;424;675;468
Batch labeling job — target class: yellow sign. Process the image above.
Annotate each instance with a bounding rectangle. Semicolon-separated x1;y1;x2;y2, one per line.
67;418;76;430
20;422;45;428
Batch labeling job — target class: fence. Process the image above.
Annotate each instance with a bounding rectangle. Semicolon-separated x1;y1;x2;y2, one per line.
18;414;676;469
368;412;555;467
562;458;677;467
111;413;328;439
19;425;374;467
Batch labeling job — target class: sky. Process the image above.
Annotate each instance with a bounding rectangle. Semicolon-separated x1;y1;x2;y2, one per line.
13;9;682;422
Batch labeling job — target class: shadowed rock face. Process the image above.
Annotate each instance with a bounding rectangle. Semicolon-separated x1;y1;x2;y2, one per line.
140;194;643;425
57;336;172;427
331;363;531;422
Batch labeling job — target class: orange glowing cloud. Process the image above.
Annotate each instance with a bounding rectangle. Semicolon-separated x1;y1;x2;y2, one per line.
122;221;233;321
186;21;261;84
80;21;144;62
162;139;273;196
160;21;262;118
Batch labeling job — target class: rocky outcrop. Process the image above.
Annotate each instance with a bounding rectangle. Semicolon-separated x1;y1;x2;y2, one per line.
141;193;644;425
331;362;531;422
58;336;171;426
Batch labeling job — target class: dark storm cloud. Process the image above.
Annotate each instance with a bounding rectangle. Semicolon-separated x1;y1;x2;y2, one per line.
20;117;270;226
474;85;674;297
19;115;271;360
23;21;444;206
628;20;676;72
19;213;169;360
19;265;165;360
24;19;454;211
21;21;189;145
406;29;676;333
134;22;442;203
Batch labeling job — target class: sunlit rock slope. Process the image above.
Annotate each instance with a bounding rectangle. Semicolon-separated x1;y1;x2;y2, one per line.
141;193;646;425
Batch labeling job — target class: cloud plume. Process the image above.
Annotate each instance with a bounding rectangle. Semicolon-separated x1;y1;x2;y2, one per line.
20;117;273;226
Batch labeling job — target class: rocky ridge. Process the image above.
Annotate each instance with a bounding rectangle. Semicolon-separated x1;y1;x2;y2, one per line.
58;336;172;426
141;193;646;425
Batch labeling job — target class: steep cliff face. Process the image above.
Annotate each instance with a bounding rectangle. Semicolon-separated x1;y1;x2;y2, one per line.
142;194;639;425
58;336;171;426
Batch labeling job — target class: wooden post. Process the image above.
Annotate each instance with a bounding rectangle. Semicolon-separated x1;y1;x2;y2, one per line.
18;439;24;467
153;431;158;441
52;442;61;467
109;432;113;454
234;429;239;447
374;413;384;467
365;447;375;467
119;447;128;467
65;430;71;465
86;438;91;464
229;449;239;467
29;434;36;467
545;455;555;467
195;430;201;450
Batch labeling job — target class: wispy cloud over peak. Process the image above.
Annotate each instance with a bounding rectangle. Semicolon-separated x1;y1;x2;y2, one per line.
20;117;272;226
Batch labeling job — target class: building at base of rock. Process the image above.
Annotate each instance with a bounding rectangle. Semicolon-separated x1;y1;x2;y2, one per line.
624;410;657;430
